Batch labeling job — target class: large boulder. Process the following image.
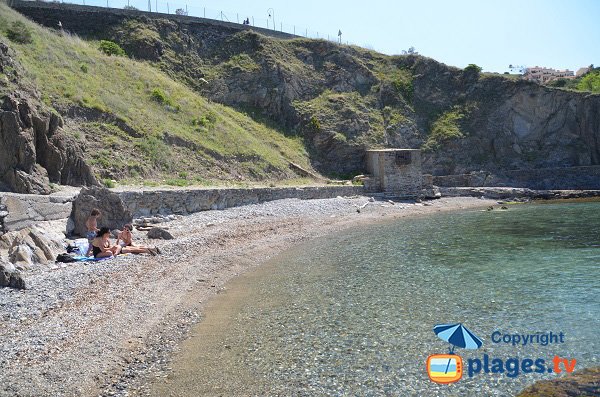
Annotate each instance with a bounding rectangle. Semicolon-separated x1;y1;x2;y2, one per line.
69;186;133;237
147;227;174;240
1;224;65;270
0;259;26;289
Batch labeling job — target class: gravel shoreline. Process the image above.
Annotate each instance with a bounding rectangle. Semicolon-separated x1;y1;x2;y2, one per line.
0;196;495;397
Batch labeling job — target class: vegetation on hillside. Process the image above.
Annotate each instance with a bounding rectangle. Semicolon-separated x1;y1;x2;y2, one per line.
0;3;314;186
545;67;600;93
422;103;477;151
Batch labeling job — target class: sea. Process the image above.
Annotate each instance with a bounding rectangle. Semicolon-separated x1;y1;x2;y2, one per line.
152;201;600;396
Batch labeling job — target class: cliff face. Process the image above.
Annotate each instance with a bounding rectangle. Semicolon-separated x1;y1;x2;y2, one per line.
0;40;96;194
11;1;600;180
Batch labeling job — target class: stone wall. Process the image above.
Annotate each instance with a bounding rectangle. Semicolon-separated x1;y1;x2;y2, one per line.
118;185;365;217
0;192;76;234
433;166;600;190
11;0;297;40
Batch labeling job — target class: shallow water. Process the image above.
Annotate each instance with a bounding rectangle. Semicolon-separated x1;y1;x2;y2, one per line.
157;202;600;396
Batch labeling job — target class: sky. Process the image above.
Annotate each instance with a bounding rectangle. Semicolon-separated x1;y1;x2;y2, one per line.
88;0;600;73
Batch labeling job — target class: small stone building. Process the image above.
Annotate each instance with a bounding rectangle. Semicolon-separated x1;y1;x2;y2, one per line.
364;149;423;197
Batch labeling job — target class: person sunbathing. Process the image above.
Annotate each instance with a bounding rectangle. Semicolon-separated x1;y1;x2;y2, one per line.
91;227;122;259
117;224;160;256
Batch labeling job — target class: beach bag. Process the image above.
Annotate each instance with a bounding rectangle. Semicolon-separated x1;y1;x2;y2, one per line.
56;253;77;263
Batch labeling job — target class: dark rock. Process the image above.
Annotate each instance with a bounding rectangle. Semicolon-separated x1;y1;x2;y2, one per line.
0;259;26;289
69;186;133;237
0;39;97;194
147;227;174;240
516;367;600;397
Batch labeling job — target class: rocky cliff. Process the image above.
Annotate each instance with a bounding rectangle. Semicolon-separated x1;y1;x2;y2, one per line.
0;40;97;194
9;1;600;181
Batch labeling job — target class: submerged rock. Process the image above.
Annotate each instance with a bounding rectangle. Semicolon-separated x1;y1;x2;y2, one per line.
516;367;600;397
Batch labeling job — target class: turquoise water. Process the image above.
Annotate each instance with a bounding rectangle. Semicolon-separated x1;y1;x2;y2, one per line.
180;202;600;396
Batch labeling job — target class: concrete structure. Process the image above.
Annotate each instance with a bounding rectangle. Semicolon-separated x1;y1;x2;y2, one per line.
118;185;364;218
364;149;423;198
0;192;76;234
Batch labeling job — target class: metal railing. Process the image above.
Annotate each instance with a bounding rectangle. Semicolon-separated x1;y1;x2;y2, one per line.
25;0;352;45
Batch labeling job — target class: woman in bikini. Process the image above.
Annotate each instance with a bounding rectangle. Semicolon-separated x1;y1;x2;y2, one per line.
117;224;161;256
91;227;122;259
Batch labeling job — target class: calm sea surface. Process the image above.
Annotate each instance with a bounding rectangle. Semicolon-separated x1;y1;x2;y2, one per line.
157;202;600;396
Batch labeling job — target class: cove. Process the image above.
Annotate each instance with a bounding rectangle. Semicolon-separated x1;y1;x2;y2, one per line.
151;201;600;396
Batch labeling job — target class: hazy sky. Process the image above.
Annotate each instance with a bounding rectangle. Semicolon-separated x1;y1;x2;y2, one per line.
86;0;600;73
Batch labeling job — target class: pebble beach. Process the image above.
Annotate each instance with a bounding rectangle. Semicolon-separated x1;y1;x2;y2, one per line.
0;196;495;396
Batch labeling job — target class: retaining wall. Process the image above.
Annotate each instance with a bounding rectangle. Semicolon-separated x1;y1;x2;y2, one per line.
118;185;365;217
11;0;297;40
433;166;600;190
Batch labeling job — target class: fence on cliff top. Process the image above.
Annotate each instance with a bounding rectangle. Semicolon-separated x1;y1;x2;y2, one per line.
16;0;354;46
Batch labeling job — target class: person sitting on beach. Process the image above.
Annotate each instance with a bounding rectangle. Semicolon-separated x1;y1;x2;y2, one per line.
85;208;101;257
117;224;161;256
91;227;122;259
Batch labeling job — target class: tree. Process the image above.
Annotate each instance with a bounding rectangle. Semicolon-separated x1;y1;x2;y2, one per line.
464;63;482;76
123;5;138;10
175;8;188;16
402;46;418;55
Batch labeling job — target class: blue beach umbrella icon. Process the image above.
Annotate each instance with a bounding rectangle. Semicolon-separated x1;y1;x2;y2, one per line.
433;323;483;354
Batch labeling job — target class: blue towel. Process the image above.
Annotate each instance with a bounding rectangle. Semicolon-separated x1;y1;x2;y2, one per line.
71;255;112;262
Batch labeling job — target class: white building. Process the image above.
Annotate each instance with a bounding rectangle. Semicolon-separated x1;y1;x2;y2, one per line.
523;66;575;83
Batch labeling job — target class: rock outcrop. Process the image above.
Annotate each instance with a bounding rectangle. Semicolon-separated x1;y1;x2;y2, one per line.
68;186;133;237
0;258;26;289
0;40;97;194
0;223;66;269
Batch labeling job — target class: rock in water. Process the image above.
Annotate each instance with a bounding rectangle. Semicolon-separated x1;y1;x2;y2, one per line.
516;367;600;397
0;259;26;289
147;227;174;240
68;187;133;237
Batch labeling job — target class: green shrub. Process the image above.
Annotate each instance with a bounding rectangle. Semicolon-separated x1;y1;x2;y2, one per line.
80;63;89;73
421;103;477;151
165;178;190;187
192;111;217;129
102;178;116;188
6;21;33;44
308;116;321;132
135;135;170;169
150;87;173;106
577;71;600;93
178;171;188;179
392;79;413;102
99;40;126;56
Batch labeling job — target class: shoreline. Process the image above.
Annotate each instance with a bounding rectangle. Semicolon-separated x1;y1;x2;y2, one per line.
1;196;498;396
